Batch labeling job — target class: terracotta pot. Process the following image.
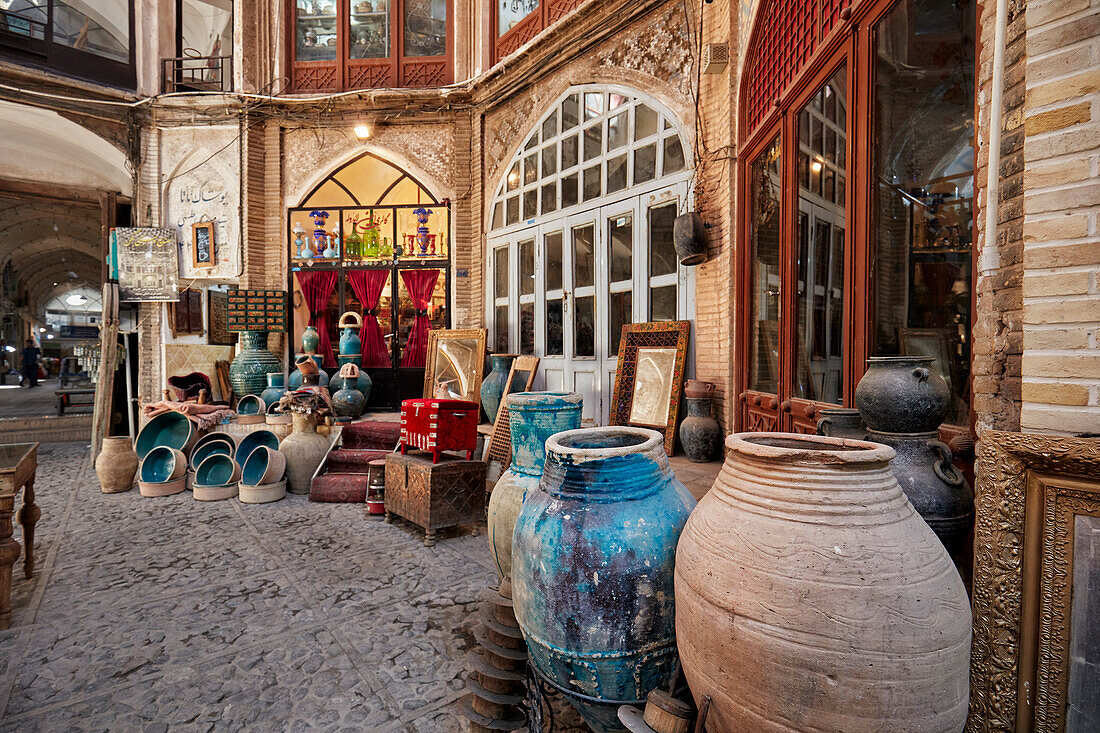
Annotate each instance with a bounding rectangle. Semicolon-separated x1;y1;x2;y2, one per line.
675;432;971;733
238;479;287;504
512;427;696;733
280;413;332;494
682;379;714;400
487;391;582;580
95;437;138;493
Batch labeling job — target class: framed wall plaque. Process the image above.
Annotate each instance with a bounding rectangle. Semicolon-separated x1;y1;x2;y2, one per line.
115;227;179;302
226;289;288;332
191;222;216;269
609;321;691;455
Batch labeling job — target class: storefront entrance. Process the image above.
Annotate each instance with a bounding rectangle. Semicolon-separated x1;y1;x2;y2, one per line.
288;152;450;409
487;87;693;424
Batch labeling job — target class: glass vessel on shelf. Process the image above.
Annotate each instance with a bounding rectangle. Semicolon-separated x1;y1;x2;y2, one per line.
350;0;390;59
296;0;338;62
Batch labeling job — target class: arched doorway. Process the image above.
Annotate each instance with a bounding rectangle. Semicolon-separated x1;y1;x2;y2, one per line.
487;86;693;424
288;150;451;409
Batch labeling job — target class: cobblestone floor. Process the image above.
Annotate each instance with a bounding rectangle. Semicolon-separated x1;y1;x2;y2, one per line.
0;442;720;731
0;442;506;731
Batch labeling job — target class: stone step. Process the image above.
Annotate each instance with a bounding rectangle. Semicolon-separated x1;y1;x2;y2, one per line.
0;415;92;445
309;473;368;503
325;449;388;474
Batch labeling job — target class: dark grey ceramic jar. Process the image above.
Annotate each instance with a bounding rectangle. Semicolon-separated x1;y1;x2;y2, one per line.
854;357;951;433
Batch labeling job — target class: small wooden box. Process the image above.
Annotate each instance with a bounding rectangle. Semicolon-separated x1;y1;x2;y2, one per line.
384;451;486;546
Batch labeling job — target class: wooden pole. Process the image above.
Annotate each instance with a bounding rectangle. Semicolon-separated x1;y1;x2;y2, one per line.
91;282;119;467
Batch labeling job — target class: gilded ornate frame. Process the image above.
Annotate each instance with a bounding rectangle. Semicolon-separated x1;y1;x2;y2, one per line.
609;321;690;455
421;329;486;404
968;430;1100;732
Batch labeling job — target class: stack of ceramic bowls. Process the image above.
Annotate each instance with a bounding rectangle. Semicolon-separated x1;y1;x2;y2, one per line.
236;430;280;467
187;433;237;490
238;445;288;504
193;452;242;501
138;446;188;496
135;412;196;462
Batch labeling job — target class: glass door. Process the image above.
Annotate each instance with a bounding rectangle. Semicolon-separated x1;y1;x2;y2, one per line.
566;213;601;424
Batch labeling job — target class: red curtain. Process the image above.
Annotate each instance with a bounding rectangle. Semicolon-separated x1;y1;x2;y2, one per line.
400;269;440;368
345;269;391;367
296;270;339;368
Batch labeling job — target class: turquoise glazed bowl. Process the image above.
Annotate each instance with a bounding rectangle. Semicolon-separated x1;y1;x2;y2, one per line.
241;446;286;486
189;433;236;463
235;430;280;467
190;441;233;472
135;412;195;460
194;453;240;487
140;446;186;483
237;394;265;415
512;427;696;733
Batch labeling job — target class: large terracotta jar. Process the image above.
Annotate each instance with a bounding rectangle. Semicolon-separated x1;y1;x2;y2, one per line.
280;413;332;494
487;391;582;580
512;427;696;733
95;437;138;493
675;433;971;733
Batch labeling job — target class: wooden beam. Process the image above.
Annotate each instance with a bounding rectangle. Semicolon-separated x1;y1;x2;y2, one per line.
91;283;119;467
0;176;112;208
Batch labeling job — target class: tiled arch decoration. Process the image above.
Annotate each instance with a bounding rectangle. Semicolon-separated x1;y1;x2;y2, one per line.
742;0;850;138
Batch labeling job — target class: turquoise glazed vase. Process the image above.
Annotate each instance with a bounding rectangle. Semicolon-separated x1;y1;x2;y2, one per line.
229;331;280;397
480;354;518;423
512;427;696;733
301;326;320;354
260;373;286;408
487;392;582;580
329;366;372;400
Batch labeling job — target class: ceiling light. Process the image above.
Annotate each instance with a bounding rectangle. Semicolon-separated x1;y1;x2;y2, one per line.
46;334;54;339
810;159;823;173
353;123;371;140
38;327;45;332
66;294;88;306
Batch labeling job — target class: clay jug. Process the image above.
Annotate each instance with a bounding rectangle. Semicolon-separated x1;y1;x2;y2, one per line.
95;437;138;493
487;391;582;580
855;356;950;433
338;311;363;357
512;427;696;733
675;432;971;733
679;381;721;462
280;413;332;494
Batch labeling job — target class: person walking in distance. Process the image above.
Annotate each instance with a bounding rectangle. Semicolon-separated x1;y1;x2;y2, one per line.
21;338;40;388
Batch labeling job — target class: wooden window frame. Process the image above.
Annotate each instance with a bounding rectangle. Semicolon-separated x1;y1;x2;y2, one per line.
491;0;583;64
734;0;978;445
287;0;453;92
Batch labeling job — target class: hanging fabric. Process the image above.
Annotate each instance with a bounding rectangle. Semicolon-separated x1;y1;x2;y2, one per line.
345;269;391;367
295;270;339;368
400;269;440;368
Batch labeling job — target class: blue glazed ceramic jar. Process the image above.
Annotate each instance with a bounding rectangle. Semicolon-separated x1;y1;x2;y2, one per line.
260;373;286;409
487;391;582;580
480;354;518;423
512;427;696;733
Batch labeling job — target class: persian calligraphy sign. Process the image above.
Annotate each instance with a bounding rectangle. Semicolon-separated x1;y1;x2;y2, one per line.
116;227;179;302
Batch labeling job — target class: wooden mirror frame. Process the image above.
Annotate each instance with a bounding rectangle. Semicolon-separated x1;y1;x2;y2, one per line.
191;222;216;269
609;321;690;456
422;328;486;403
969;431;1100;732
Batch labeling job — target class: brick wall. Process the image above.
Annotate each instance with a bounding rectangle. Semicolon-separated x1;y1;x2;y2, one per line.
1020;0;1100;434
974;0;1027;433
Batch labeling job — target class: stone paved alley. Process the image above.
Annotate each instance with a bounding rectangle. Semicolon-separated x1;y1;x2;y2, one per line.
0;442;719;731
0;441;497;731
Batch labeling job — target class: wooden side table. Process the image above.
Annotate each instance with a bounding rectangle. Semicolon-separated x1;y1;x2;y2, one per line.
0;443;39;629
384;451;486;546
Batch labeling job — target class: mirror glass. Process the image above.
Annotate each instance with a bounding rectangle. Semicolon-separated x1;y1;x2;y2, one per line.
629;347;677;426
432;338;479;399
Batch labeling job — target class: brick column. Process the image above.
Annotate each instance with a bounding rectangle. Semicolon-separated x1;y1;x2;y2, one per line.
1019;0;1100;434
